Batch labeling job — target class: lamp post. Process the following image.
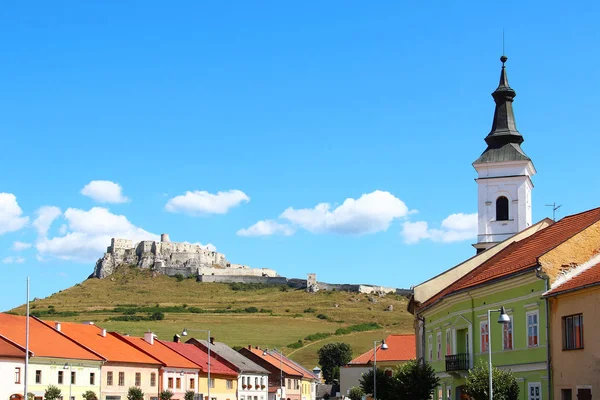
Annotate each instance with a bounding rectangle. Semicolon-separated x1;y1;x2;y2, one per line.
263;348;283;399
63;363;72;400
487;306;510;400
182;328;211;400
24;277;30;399
372;339;388;400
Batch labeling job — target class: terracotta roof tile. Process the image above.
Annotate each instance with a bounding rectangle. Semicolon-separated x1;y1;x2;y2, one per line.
45;321;162;365
348;334;415;365
422;207;600;309
244;347;303;377
160;340;238;377
0;334;27;358
113;334;199;369
544;261;600;296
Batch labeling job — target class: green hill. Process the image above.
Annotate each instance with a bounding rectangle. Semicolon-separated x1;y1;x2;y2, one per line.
10;265;413;368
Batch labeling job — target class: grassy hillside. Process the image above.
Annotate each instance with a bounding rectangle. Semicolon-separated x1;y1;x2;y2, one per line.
10;265;413;368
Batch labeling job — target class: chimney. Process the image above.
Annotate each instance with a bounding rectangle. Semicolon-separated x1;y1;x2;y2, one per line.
173;334;181;343
54;322;61;332
144;331;155;345
210;336;215;345
83;321;95;325
161;233;171;243
248;345;252;349
101;329;107;337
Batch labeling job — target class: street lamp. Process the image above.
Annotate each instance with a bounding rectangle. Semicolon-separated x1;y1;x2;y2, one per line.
63;363;72;400
488;306;510;400
182;328;211;400
263;348;284;399
373;339;388;400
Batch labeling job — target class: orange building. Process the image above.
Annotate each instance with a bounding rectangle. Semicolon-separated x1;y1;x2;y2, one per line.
44;320;163;400
543;256;600;400
114;332;200;400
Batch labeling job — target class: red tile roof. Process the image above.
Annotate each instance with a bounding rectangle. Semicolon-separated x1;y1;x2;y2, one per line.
348;334;415;365
422;207;600;309
0;314;103;361
0;334;27;358
544;260;600;297
159;340;238;377
44;321;162;366
243;347;303;377
113;333;199;369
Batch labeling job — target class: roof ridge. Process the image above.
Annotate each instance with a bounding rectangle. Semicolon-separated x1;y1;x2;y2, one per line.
544;253;600;295
109;333;166;366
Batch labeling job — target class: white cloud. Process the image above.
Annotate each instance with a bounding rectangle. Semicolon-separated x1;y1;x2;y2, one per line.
0;193;29;235
36;207;159;262
279;190;410;235
81;180;129;204
165;190;250;216
32;206;62;236
2;256;25;264
237;220;295;237
12;241;32;251
402;213;477;244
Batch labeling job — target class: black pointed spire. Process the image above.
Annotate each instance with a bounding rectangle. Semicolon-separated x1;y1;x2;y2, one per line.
485;55;523;146
474;56;530;164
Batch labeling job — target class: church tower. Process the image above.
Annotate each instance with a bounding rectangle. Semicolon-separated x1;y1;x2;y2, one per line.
472;56;536;253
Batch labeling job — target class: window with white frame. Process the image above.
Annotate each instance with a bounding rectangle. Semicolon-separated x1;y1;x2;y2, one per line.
437;387;442;400
436;331;442;360
527;310;539;347
445;329;452;356
528;382;541;400
480;321;489;353
428;334;433;361
503;315;514;350
446;386;452;400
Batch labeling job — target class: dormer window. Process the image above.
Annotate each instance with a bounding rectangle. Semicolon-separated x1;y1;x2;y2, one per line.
496;196;509;221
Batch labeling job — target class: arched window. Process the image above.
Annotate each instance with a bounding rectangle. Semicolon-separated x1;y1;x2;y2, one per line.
496;196;509;221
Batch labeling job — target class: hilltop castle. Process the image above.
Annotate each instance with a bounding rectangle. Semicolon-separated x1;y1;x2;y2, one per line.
90;233;278;279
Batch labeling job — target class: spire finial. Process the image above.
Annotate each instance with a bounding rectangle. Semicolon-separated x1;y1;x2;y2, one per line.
500;55;508;65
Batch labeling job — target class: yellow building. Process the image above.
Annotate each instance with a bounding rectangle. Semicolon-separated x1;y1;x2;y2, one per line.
543;254;600;400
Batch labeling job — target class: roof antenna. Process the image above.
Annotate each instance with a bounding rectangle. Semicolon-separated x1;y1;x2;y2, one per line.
502;29;505;56
545;203;562;221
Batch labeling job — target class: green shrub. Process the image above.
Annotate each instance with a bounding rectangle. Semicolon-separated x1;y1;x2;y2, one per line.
184;391;195;400
174;274;185;282
287;340;304;349
150;311;165;320
316;313;329;320
159;390;174;400
304;307;316;313
304;332;332;341
245;307;259;313
44;386;62;400
82;391;98;400
127;387;144;400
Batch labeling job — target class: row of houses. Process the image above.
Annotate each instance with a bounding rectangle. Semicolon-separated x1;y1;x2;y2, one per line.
0;314;320;400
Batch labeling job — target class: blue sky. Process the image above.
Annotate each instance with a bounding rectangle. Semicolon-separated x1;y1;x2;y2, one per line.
1;1;599;311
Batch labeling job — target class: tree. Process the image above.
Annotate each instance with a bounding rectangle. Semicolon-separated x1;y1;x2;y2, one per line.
127;387;145;400
359;369;396;400
184;391;195;400
44;386;62;400
348;386;364;400
317;342;353;383
160;390;174;400
395;359;439;400
82;391;98;400
464;363;519;400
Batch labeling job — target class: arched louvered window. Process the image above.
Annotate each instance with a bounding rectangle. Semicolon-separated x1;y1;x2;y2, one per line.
496;196;509;221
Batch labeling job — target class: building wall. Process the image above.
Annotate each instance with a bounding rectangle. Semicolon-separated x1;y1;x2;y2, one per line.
0;358;25;400
160;368;199;400
419;273;549;400
239;373;268;400
197;276;288;285
25;358;102;399
194;374;238;400
100;362;161;400
548;285;600;399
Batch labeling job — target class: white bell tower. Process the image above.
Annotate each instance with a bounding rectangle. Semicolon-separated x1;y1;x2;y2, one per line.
472;56;536;253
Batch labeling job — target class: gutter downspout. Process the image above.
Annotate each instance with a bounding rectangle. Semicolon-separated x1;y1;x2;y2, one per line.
536;267;552;400
417;315;426;364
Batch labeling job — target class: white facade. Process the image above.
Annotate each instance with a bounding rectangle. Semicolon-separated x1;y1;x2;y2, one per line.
239;374;268;400
473;159;536;250
25;357;102;399
160;368;199;397
0;358;25;400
